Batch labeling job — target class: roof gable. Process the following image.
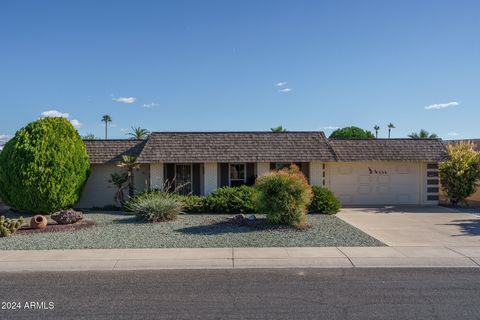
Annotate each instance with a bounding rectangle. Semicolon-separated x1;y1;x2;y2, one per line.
84;139;146;164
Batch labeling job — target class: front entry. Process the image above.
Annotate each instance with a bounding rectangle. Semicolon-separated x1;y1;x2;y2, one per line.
175;164;192;194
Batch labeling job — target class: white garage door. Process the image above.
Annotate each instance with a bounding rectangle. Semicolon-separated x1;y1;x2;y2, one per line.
328;162;421;205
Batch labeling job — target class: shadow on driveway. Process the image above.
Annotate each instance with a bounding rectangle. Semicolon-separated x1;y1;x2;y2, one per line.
442;219;480;237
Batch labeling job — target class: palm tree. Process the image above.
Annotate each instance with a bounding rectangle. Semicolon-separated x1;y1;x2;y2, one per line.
387;122;395;138
271;125;287;132
109;172;128;205
127;126;150;139
117;155;140;198
102;115;112;139
408;129;439;139
373;125;380;139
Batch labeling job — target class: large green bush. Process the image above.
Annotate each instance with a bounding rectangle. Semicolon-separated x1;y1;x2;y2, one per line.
125;192;184;222
255;165;312;228
440;142;480;206
0;117;90;214
205;186;258;213
308;186;341;214
329;126;375;139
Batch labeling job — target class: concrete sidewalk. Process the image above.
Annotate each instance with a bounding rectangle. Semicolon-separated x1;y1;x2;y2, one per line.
1;246;480;271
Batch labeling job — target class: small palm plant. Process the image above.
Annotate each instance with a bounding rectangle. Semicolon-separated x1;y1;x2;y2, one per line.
109;172;128;205
373;125;380;138
118;155;140;198
408;129;438;139
387;122;395;138
127;127;150;139
102;115;112;139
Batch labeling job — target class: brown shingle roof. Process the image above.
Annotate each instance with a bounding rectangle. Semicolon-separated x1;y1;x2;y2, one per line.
84;140;146;164
328;139;448;162
137;132;336;163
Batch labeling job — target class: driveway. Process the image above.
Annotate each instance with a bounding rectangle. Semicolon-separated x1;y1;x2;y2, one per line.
337;206;480;246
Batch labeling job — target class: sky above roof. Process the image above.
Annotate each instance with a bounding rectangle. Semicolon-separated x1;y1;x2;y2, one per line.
1;0;479;141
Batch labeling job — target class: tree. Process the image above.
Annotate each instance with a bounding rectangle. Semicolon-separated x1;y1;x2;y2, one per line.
373;125;380;139
408;129;438;139
0;117;90;213
271;125;287;132
127;126;150;139
82;133;98;140
440;142;480;206
117;155;140;198
102;115;112;139
387;122;395;138
329;126;375;139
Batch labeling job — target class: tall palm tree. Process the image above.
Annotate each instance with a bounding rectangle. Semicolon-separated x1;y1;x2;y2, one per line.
118;155;140;198
408;129;439;139
271;125;287;132
127;126;150;139
102;115;112;139
387;122;395;138
373;125;380;139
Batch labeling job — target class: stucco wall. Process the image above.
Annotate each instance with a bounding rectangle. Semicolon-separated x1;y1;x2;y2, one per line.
76;164;150;209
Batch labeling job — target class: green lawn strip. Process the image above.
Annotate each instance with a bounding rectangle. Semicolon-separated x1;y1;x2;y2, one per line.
0;212;384;250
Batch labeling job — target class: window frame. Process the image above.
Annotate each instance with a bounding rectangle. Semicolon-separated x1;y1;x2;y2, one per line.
228;163;246;187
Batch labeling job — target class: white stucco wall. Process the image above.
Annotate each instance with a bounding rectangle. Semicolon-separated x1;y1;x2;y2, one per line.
257;162;270;177
76;164;150;208
309;160;324;186
204;162;218;195
150;162;164;190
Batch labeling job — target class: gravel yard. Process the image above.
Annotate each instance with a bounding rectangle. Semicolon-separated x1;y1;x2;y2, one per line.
0;211;384;249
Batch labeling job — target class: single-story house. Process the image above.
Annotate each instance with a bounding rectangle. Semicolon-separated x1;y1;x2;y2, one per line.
77;131;447;208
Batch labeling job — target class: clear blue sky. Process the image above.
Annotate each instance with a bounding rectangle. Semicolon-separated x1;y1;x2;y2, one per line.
1;0;479;141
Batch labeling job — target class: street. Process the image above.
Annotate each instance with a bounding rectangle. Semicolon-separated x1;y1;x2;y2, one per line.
1;268;480;319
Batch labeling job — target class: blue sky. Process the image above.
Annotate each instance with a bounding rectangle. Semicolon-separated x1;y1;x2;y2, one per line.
1;0;479;142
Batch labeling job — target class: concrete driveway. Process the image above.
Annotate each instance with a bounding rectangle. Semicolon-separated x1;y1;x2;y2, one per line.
337;206;480;247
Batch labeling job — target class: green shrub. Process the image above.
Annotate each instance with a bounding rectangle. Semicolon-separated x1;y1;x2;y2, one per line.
0;117;90;214
0;216;24;237
255;165;312;228
125;193;183;222
440;141;480;206
205;186;258;213
309;186;341;214
176;195;206;213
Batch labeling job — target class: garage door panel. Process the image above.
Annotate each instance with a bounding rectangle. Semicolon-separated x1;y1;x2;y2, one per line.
329;162;420;205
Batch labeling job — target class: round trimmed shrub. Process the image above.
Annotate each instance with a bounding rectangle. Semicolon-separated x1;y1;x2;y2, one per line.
309;186;341;214
0;117;90;214
254;165;312;228
205;186;258;213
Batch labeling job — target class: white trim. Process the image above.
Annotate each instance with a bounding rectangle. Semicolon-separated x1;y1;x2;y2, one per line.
228;162;246;186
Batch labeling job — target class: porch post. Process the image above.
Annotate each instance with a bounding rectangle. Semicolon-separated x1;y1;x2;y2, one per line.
150;162;164;190
204;162;218;195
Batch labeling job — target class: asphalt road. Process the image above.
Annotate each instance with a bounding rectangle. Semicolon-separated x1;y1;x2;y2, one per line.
1;268;480;320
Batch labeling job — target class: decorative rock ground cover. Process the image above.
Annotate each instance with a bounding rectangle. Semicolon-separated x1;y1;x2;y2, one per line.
0;211;384;250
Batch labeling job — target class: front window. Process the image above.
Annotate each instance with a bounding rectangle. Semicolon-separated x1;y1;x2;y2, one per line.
229;163;246;187
175;164;192;194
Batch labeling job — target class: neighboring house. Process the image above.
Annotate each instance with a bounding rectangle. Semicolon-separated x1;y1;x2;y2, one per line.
77;132;447;208
443;139;480;205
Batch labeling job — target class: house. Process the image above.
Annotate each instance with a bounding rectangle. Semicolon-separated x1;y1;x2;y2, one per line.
77;131;447;208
